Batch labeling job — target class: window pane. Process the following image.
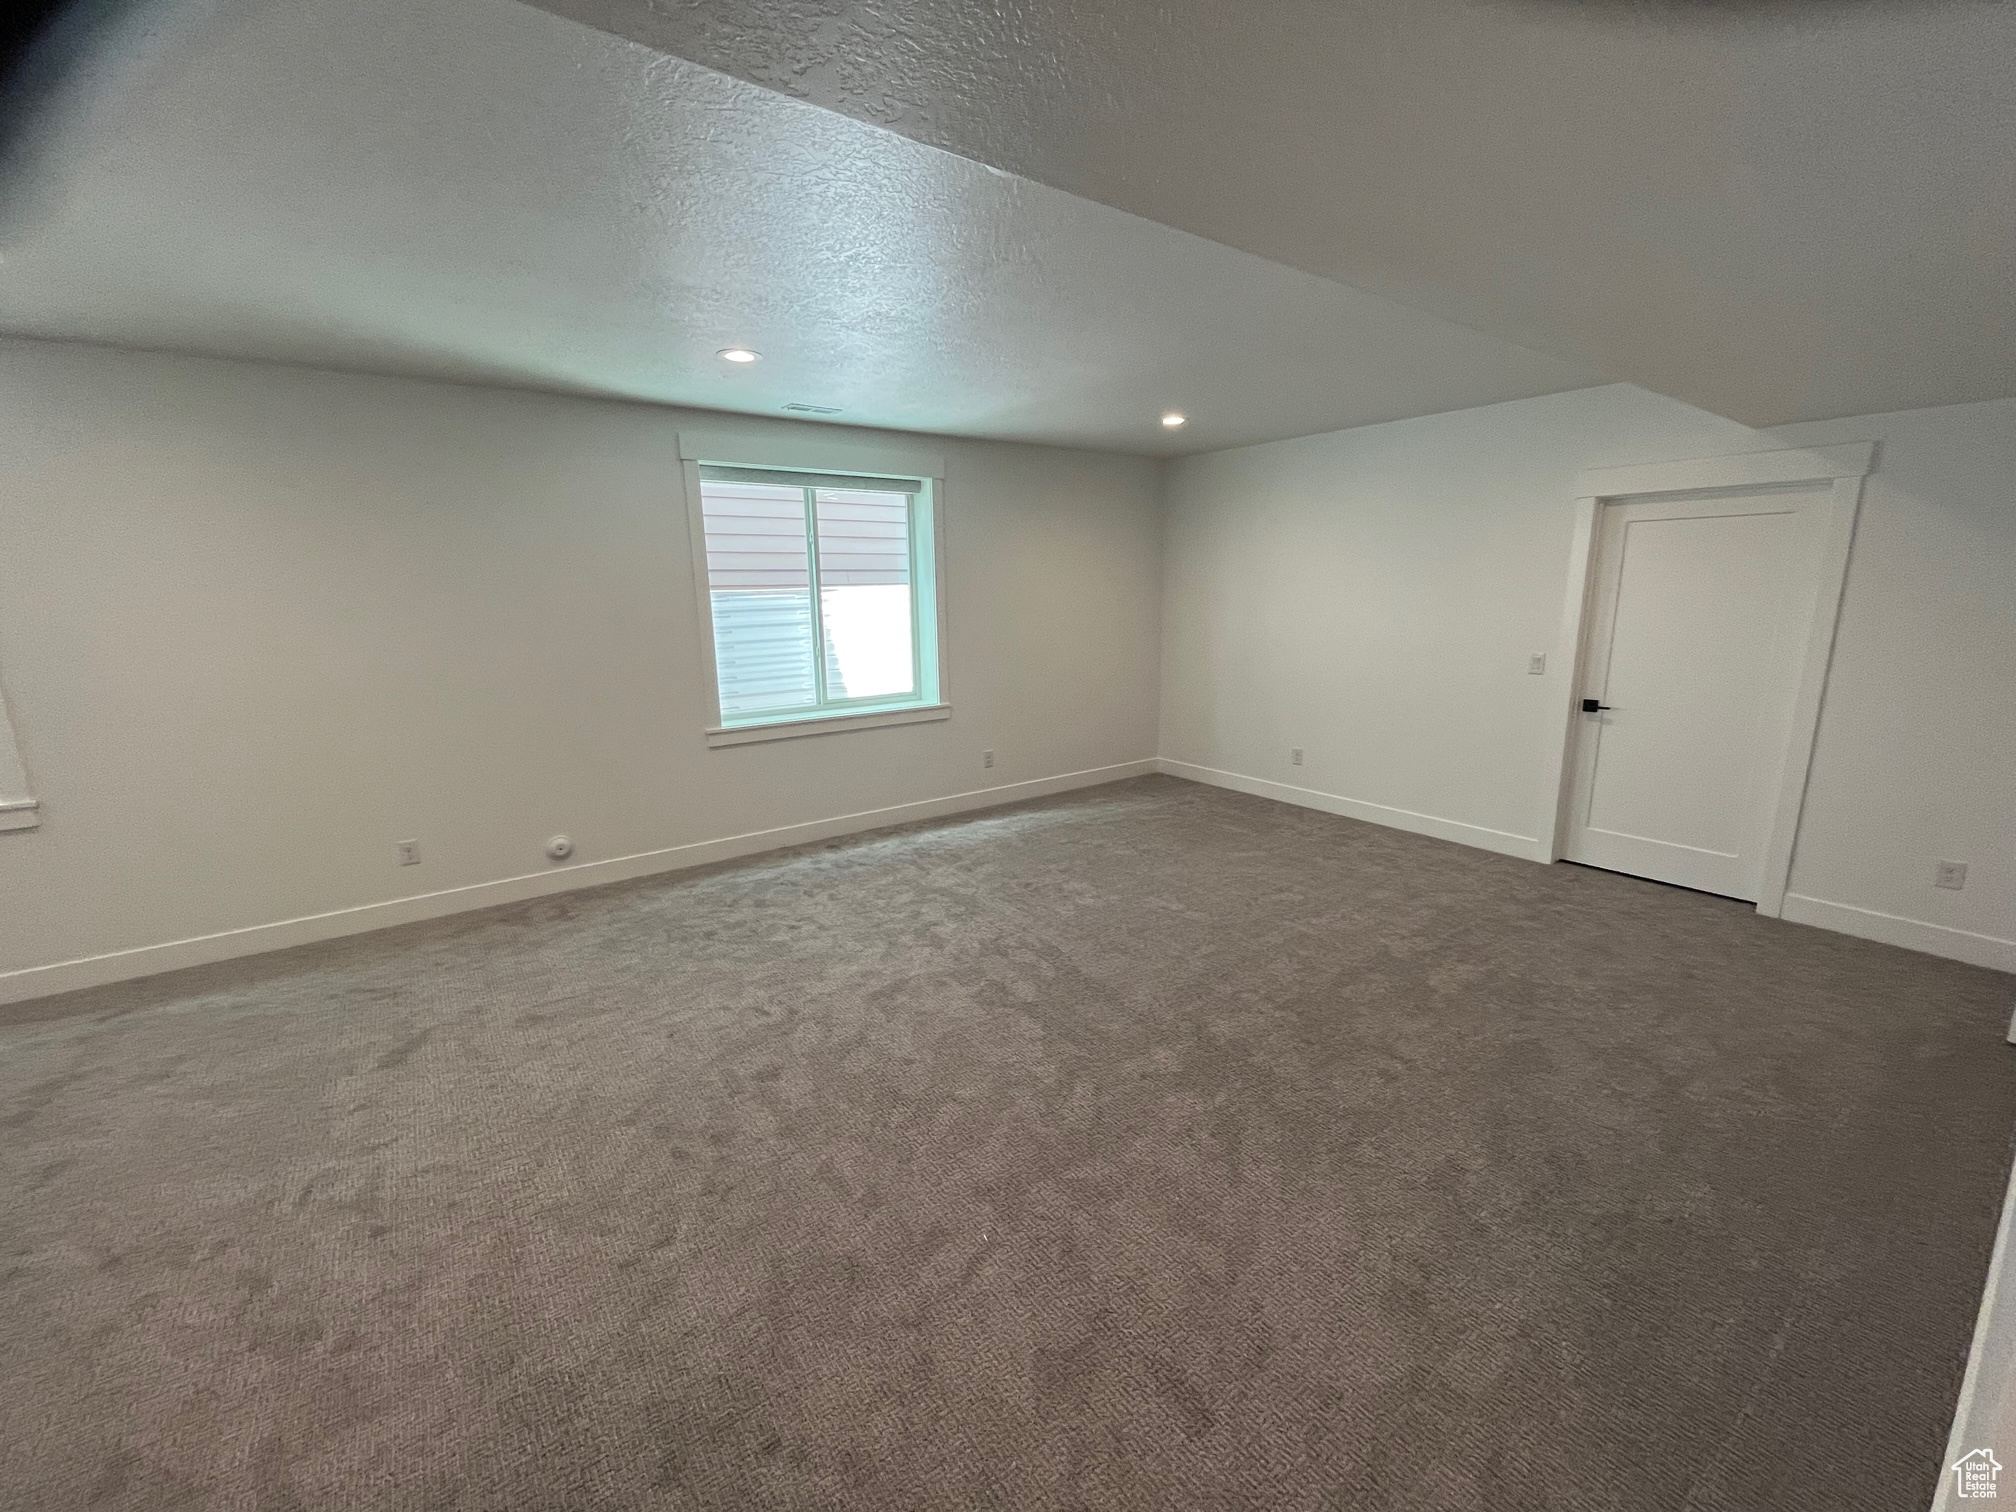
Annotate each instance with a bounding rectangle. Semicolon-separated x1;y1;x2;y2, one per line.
700;480;818;717
815;489;915;701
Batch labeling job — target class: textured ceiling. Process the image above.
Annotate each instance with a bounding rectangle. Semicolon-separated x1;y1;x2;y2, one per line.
533;0;2016;428
0;0;1598;455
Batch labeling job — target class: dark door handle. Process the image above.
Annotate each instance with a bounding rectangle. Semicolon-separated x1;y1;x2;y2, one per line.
1581;698;1612;713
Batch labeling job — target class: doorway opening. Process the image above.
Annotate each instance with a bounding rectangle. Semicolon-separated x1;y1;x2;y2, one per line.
1539;444;1872;918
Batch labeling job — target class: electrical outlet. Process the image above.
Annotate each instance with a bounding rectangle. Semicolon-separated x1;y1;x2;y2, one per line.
1528;652;1547;676
1934;860;1968;891
1290;747;1304;766
982;749;995;769
396;839;421;866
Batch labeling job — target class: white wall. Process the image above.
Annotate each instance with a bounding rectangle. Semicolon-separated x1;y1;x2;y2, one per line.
3;345;2006;996
1160;384;2016;970
0;339;1164;996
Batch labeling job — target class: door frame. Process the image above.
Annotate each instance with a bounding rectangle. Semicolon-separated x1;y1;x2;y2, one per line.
1535;442;1874;917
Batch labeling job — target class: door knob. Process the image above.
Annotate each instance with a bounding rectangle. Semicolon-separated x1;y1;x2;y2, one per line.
1581;698;1612;713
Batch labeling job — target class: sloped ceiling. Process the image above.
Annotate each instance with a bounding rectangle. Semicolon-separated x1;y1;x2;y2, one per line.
530;0;2016;427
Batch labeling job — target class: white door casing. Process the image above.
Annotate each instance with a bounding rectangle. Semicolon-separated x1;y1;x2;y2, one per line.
1538;443;1873;916
1562;486;1827;899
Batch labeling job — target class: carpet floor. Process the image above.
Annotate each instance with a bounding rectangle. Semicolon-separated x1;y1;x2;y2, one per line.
2;775;2012;1511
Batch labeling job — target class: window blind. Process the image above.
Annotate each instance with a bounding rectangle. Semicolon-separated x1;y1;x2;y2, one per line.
698;464;924;495
696;467;934;726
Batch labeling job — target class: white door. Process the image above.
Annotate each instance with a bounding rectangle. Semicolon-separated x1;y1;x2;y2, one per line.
1562;485;1828;900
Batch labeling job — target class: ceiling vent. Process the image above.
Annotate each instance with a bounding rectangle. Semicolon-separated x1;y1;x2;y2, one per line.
781;403;842;415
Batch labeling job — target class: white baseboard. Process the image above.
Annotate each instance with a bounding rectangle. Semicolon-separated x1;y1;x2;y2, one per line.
0;759;1158;1008
1155;758;1545;862
1779;893;2015;973
1152;762;2015;973
10;761;2004;1010
1932;1154;2016;1512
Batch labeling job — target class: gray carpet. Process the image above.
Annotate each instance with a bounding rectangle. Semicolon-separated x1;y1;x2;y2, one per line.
3;775;2012;1511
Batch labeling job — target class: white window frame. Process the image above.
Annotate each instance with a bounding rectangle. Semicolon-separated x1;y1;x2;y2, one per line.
0;665;35;842
678;432;951;748
0;675;36;831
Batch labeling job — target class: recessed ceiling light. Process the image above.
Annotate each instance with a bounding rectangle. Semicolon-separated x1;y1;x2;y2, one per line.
1161;412;1187;428
718;347;761;364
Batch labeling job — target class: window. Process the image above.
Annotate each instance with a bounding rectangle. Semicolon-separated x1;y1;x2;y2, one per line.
0;677;34;832
695;464;944;740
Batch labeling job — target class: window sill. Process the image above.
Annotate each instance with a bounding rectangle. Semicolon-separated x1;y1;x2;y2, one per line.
706;703;952;748
0;800;39;832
